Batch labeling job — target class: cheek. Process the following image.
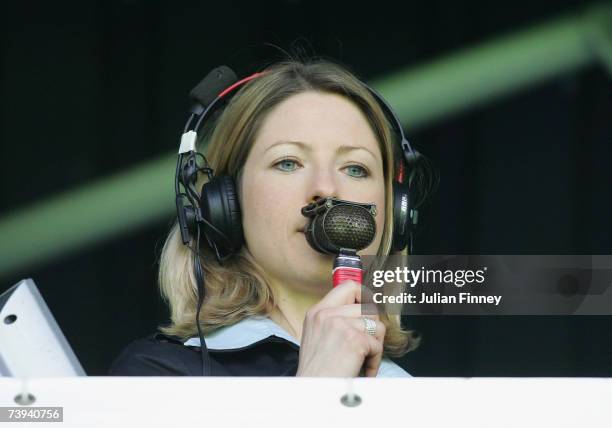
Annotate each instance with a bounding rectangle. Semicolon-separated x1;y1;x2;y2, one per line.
361;183;386;255
240;173;295;245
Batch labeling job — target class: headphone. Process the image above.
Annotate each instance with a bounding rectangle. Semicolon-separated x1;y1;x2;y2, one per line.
174;65;422;376
175;65;421;263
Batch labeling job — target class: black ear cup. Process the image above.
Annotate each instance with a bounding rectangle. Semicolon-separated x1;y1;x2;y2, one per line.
199;175;244;258
391;180;411;252
176;195;198;245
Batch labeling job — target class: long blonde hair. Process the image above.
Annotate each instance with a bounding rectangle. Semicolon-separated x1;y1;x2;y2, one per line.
158;59;420;357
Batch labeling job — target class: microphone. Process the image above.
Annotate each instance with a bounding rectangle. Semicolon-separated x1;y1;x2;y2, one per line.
301;198;377;287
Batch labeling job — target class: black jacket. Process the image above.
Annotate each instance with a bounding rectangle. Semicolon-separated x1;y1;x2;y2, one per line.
108;316;410;377
109;332;299;376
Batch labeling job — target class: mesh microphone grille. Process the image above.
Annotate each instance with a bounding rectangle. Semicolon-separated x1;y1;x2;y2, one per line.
317;204;376;251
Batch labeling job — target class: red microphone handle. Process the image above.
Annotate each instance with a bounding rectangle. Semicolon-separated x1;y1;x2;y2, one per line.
332;252;363;287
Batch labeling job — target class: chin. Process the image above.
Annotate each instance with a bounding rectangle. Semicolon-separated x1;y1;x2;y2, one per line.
283;233;335;287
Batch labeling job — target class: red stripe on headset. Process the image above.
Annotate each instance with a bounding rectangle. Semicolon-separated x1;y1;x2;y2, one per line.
397;159;405;184
217;72;266;99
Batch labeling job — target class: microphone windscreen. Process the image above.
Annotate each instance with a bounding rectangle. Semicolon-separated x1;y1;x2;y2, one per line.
305;204;376;254
189;66;237;107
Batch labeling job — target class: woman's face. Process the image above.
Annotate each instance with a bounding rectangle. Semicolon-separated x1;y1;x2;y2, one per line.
239;91;386;296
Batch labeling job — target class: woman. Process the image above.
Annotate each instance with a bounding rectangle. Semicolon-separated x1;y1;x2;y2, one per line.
109;58;427;377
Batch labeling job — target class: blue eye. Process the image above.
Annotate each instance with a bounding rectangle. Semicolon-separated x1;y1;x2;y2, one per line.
344;164;369;178
274;158;300;172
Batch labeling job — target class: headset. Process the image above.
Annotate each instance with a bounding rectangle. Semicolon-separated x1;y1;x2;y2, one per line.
173;65;422;376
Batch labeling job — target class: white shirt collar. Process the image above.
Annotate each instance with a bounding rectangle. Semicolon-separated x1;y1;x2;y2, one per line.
183;315;411;377
184;315;299;350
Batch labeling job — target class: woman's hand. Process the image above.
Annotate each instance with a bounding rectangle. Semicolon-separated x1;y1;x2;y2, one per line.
296;281;385;377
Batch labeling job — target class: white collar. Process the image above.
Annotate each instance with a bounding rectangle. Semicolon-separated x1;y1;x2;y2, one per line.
183;316;411;377
183;315;299;350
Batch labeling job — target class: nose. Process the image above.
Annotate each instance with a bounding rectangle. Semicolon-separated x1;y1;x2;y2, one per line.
306;166;339;203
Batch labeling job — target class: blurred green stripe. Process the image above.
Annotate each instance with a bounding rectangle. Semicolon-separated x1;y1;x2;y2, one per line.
0;5;610;278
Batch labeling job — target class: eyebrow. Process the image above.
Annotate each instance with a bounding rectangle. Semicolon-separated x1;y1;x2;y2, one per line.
264;140;378;160
264;140;311;153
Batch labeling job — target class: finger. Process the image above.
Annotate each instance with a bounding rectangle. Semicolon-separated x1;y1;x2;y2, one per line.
363;345;383;377
354;332;383;377
359;286;379;315
343;316;386;343
317;304;380;323
314;281;363;310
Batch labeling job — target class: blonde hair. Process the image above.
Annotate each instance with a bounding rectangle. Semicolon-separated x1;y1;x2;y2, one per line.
158;59;420;357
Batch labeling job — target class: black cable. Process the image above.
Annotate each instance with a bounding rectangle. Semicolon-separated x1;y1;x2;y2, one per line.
194;96;225;135
193;223;212;376
182;152;213;203
176;152;235;253
177;86;232;378
175;154;183;197
183;113;196;133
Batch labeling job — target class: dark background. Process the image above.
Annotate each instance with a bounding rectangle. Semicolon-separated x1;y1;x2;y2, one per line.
1;0;611;376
